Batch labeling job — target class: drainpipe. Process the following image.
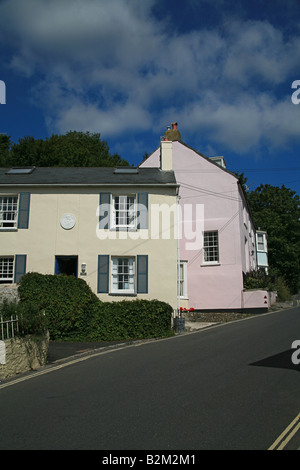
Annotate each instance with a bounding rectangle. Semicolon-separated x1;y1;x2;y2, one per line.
177;192;181;317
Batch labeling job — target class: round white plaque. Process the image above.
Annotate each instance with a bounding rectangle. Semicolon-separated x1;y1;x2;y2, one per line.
60;214;76;230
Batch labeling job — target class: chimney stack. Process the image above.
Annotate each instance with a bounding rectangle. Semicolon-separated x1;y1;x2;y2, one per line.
163;122;181;141
160;139;173;171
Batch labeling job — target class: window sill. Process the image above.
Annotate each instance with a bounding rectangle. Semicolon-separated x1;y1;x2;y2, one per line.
109;292;137;297
200;263;220;267
0;228;18;232
110;227;137;232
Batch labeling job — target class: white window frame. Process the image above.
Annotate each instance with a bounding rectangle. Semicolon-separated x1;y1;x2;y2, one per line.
203;231;219;264
111;195;136;230
0;256;14;284
179;261;188;299
0;195;18;230
256;232;267;252
111;257;135;294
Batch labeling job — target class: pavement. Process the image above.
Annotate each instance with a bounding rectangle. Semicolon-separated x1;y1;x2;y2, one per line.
46;324;217;363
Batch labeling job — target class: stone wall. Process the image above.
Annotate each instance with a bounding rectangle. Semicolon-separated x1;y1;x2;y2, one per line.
0;333;49;380
0;285;19;305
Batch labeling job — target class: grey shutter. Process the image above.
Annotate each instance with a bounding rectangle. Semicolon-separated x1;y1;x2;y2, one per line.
14;254;27;283
137;255;148;293
137;193;148;229
18;192;31;229
98;255;109;293
99;193;111;229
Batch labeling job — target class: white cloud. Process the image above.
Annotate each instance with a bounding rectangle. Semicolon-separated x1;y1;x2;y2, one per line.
177;92;300;154
53;101;152;137
222;20;300;85
0;0;299;154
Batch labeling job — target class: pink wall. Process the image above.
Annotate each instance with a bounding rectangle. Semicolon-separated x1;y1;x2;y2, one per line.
141;141;257;310
242;290;269;309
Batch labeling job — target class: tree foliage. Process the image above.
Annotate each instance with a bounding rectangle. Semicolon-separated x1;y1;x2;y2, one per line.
247;184;300;294
0;131;130;167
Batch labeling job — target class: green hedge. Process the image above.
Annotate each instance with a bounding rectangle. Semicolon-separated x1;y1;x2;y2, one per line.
18;273;173;341
18;273;101;340
88;299;173;341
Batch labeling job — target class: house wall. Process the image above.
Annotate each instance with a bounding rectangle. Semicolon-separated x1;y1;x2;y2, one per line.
141;141;257;310
0;185;178;309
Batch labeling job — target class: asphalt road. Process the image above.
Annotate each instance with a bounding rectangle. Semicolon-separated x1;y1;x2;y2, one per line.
0;307;299;450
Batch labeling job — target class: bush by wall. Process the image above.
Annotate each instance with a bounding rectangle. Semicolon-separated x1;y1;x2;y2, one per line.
17;273;173;341
18;273;100;340
0;298;47;336
88;299;173;341
243;270;291;301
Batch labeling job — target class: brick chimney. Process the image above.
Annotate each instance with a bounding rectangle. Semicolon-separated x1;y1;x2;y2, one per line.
164;122;181;141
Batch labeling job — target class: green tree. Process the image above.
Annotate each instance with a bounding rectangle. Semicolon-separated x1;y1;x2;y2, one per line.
0;131;130;167
0;134;12;166
248;184;300;294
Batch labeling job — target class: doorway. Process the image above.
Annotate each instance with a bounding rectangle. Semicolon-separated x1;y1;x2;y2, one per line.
55;256;78;277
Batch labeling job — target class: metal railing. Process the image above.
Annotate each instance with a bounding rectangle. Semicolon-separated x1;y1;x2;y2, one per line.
0;315;19;340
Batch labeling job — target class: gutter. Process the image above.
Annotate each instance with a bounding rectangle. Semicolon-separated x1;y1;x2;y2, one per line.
0;183;180;188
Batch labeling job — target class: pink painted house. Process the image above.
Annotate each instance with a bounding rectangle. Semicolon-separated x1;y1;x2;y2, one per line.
140;123;266;312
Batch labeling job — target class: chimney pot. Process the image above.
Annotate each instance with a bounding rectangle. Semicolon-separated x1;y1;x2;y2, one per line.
164;122;181;141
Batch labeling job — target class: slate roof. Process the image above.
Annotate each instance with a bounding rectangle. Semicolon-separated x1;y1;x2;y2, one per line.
0;167;178;186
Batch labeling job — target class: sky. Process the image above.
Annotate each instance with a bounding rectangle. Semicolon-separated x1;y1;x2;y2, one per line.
0;0;299;195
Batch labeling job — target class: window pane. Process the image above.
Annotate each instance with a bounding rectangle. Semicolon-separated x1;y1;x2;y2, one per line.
113;195;136;228
111;257;135;292
0;257;14;283
0;196;18;228
257;234;264;251
203;231;219;263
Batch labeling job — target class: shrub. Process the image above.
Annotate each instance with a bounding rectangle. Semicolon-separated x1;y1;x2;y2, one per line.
243;270;291;301
0;299;47;336
271;277;291;301
18;273;174;341
88;299;173;341
18;272;100;340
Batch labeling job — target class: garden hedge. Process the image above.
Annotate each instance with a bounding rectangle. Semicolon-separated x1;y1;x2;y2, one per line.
18;273;173;341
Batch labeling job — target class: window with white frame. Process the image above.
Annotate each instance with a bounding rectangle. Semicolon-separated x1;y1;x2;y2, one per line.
203;231;219;264
112;195;136;229
0;257;14;283
0;196;18;229
111;257;135;293
257;232;267;252
179;261;188;298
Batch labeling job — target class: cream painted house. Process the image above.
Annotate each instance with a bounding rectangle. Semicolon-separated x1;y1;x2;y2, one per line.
0;166;179;309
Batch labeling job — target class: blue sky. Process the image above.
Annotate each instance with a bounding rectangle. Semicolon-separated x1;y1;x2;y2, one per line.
0;0;299;195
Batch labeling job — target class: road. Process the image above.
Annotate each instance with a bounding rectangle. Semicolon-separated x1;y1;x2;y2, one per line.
0;307;299;450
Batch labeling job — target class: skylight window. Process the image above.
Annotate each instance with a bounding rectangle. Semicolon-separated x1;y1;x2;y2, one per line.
6;167;35;175
114;168;138;174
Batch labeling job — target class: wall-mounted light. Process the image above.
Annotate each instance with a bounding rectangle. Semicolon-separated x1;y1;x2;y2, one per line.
80;263;87;276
